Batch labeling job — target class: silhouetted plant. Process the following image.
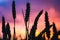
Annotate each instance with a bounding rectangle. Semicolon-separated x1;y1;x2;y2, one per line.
12;0;16;40
13;27;17;40
12;0;16;20
29;10;43;40
24;2;30;40
5;23;11;40
45;12;51;39
2;16;5;34
25;2;30;22
2;16;7;40
51;22;58;40
36;11;52;40
53;22;57;34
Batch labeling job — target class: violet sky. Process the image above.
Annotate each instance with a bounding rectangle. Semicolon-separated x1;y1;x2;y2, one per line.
0;0;60;38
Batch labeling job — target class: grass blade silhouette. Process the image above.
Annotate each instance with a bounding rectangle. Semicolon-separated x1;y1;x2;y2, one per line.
53;22;57;33
2;16;7;40
51;22;58;40
12;0;16;19
25;2;30;22
24;2;30;40
45;12;51;39
2;16;5;33
29;10;43;40
5;23;11;40
12;0;17;40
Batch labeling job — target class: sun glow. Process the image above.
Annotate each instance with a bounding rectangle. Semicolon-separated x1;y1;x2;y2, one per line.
58;35;60;39
35;30;40;37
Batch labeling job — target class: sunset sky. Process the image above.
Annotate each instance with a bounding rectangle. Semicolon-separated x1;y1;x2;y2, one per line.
0;0;60;39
